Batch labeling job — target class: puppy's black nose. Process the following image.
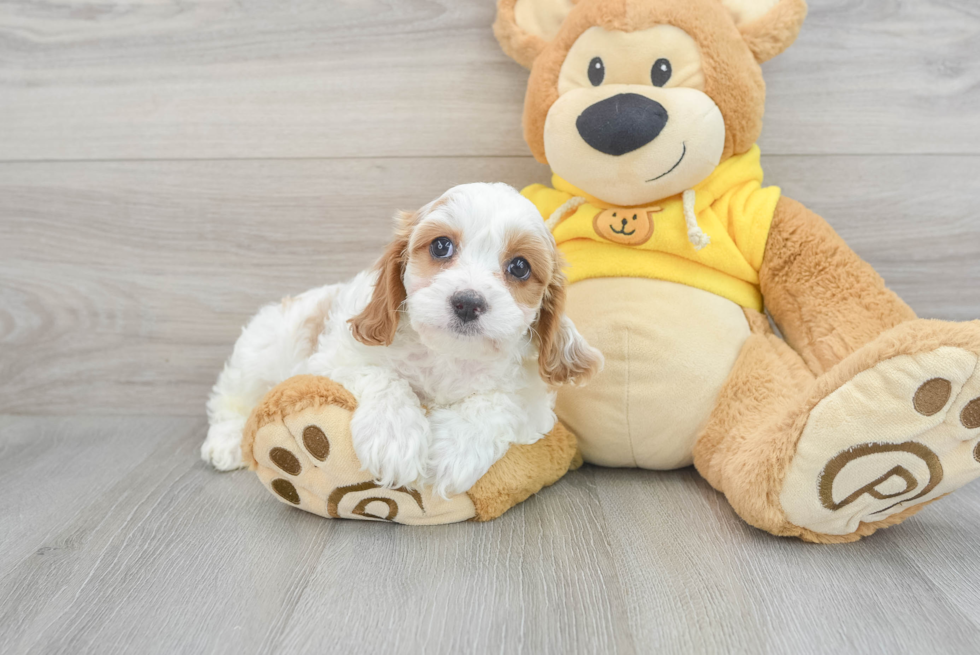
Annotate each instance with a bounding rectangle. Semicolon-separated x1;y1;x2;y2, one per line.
450;290;487;324
576;93;669;156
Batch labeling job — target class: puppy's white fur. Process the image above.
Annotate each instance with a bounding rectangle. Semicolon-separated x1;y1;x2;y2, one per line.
203;183;602;497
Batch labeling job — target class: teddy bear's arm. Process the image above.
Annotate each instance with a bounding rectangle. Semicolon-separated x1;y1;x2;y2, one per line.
759;196;917;377
466;421;582;521
243;375;582;524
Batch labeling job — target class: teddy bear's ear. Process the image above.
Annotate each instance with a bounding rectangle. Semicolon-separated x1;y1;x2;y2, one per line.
494;0;577;69
719;0;808;63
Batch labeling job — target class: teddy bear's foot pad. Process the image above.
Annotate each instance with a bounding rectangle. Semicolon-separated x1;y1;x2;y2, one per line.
250;400;476;525
781;346;980;536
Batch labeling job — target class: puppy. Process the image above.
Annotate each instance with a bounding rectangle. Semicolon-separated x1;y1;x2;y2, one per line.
203;183;602;496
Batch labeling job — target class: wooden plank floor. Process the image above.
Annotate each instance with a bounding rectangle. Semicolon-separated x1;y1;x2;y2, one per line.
1;1;979;653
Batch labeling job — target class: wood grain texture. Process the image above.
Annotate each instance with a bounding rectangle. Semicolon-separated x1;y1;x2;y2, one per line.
592;467;980;654
5;417;980;655
0;416;333;655
275;467;636;655
1;0;979;160
0;417;631;655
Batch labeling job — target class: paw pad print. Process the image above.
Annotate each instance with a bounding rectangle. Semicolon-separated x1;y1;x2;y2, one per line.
910;376;980;432
781;346;980;536
913;377;952;416
962;397;980;431
271;478;300;505
269;447;301;475
302;425;329;460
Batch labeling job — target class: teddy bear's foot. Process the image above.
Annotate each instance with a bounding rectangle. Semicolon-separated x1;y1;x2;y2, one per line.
242;374;580;524
781;330;980;538
242;375;477;524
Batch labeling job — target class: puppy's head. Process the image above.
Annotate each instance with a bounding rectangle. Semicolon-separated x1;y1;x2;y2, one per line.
349;182;602;386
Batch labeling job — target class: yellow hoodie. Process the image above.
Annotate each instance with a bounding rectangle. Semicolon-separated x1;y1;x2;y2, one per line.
522;146;781;311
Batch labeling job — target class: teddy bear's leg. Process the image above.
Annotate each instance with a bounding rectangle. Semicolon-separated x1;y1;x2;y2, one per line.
696;311;980;542
759;197;919;376
695;198;980;542
693;310;818;535
242;375;579;524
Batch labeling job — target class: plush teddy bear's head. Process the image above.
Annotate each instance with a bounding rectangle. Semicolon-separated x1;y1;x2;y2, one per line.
495;0;807;206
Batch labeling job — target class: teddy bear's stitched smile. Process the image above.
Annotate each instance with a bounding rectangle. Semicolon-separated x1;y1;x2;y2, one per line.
646;142;687;183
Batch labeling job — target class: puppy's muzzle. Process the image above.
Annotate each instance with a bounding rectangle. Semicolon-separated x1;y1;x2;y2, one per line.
450;290;488;324
576;93;669;156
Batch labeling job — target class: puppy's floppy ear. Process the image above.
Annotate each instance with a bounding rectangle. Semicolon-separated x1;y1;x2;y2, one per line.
494;0;577;69
348;211;415;347
719;0;808;63
534;260;603;386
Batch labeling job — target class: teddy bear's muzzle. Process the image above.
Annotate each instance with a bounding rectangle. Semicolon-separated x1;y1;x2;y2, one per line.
575;93;669;156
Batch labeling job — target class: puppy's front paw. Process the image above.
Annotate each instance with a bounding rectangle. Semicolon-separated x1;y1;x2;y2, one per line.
427;409;500;498
350;404;429;489
428;456;490;499
202;420;247;471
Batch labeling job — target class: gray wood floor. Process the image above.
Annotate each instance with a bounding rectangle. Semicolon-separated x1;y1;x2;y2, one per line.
1;1;979;653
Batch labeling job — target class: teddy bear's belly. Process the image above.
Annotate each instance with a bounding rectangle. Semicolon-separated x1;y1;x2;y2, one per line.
557;277;751;470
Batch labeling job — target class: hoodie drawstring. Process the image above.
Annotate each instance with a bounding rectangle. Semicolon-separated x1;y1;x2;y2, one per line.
683;189;711;250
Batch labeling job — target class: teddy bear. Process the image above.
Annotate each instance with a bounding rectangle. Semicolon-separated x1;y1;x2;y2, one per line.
491;0;980;542
243;0;980;541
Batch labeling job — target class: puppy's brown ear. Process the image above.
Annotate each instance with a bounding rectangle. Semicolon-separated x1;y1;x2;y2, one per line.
348;211;415;347
494;0;577;69
720;0;808;63
534;262;603;386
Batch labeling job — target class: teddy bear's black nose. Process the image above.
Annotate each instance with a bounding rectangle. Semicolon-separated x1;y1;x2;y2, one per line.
576;93;669;156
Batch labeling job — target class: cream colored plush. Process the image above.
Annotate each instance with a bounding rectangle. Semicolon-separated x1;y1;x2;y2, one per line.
516;0;578;42
558;278;750;469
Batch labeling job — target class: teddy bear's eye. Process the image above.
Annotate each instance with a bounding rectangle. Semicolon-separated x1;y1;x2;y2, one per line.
651;58;672;87
588;57;605;86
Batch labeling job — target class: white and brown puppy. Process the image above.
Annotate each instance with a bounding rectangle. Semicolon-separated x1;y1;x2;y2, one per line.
203;183;602;496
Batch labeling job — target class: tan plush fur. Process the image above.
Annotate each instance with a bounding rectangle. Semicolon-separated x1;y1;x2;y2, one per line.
494;0;555;69
738;0;807;63
692;310;814;534
695;312;980;542
760;197;918;376
467;421;581;521
241;374;357;470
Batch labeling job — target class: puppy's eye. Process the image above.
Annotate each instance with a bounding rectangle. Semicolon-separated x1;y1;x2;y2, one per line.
429;237;454;259
507;257;532;281
588;57;605;86
651;58;672;87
